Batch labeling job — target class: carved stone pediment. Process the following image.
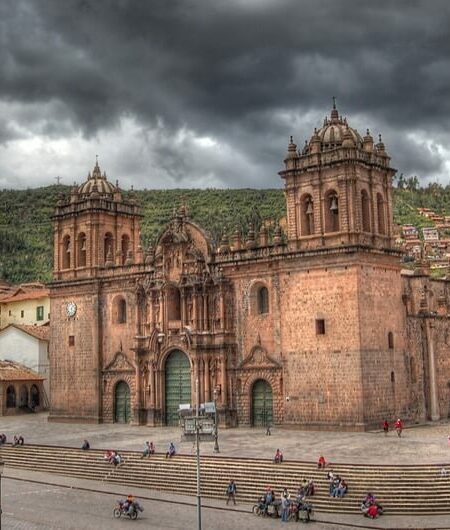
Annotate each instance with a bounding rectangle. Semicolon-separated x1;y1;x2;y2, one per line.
103;352;135;373
239;346;282;370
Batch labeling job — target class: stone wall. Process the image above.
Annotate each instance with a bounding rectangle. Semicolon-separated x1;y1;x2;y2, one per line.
48;282;102;422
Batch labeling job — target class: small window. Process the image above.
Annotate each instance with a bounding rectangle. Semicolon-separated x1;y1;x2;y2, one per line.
36;306;44;321
390;371;395;383
388;332;394;350
21;310;24;318
316;319;326;335
8;310;11;316
257;287;269;314
69;335;75;347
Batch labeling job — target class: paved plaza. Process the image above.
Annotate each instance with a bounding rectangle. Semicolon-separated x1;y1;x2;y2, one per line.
1;413;450;464
2;414;450;529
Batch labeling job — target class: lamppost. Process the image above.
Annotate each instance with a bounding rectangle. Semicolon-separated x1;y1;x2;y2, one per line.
213;387;220;453
0;458;4;529
195;379;202;530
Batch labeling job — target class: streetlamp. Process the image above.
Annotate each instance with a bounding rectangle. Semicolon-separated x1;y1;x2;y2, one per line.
213;387;220;453
0;458;4;529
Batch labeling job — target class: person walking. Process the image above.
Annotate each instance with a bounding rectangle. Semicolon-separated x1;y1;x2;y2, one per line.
383;420;389;436
226;479;237;505
394;418;403;437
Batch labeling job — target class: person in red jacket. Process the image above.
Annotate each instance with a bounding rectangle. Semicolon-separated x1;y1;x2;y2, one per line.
365;503;383;519
394;418;403;437
317;455;326;468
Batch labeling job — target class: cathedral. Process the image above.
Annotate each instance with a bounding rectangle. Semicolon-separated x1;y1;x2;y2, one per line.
48;103;450;430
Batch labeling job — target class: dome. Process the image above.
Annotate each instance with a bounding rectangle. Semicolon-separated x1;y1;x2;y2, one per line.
77;161;118;197
309;100;363;152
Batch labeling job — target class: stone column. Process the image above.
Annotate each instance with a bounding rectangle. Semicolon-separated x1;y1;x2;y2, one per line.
204;356;210;402
150;362;156;408
425;319;440;421
220;355;227;408
203;293;208;330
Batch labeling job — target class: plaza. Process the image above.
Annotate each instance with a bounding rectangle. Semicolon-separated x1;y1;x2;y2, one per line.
1;413;450;529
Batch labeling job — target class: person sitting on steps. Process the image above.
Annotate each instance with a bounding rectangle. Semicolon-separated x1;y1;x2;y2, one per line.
0;433;6;445
81;439;90;450
317;455;326;468
274;448;283;464
13;435;24;446
166;442;176;458
141;441;152;458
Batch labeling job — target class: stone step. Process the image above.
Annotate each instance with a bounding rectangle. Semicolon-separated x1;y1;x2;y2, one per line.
1;444;449;515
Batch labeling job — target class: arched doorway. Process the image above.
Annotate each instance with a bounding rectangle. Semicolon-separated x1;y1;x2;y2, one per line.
251;379;273;427
114;381;131;423
6;385;16;408
165;350;191;426
19;385;28;408
30;385;40;408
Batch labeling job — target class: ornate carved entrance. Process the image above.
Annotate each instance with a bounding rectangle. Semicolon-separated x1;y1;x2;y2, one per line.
165;350;191;426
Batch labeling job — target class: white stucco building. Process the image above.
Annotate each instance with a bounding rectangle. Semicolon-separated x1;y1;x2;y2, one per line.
0;323;49;399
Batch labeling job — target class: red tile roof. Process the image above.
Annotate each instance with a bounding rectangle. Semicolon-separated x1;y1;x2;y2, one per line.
0;360;45;381
1;289;49;303
6;323;50;342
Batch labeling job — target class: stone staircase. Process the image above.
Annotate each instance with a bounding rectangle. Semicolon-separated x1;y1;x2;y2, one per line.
1;444;449;515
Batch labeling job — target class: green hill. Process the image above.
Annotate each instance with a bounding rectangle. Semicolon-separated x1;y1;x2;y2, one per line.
0;184;448;284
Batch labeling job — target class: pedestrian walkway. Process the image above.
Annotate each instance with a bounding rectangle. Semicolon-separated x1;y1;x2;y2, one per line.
3;468;450;529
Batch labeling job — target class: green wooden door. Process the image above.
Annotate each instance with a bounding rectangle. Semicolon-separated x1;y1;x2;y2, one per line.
252;379;273;427
114;381;131;423
165;350;191;425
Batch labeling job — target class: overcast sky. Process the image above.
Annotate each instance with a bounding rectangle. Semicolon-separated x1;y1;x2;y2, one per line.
1;0;450;190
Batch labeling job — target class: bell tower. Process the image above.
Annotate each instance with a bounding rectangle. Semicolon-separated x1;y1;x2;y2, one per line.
279;100;396;252
52;160;143;280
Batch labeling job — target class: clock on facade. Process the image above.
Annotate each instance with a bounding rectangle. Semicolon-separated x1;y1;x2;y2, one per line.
66;301;77;317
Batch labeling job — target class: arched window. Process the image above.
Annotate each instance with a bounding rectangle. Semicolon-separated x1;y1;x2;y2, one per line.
6;385;16;408
300;194;314;236
104;232;114;264
361;190;371;232
257;286;269;314
167;285;181;321
377;193;385;234
62;235;71;269
113;296;127;324
77;232;87;267
325;190;340;232
118;298;127;323
388;331;394;349
121;234;130;265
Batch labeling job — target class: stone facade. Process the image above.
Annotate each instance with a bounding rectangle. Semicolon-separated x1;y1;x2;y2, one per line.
48;104;450;430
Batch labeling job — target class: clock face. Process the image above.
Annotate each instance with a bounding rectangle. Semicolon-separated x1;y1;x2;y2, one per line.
66;301;77;317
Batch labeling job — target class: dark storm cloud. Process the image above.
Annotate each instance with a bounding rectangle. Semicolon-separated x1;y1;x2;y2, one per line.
1;0;450;187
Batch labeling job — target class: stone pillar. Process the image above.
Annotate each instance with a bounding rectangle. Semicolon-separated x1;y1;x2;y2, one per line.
219;288;225;331
425;319;440;421
220;355;227;408
150;362;156;408
203;293;208;330
204;356;210;402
